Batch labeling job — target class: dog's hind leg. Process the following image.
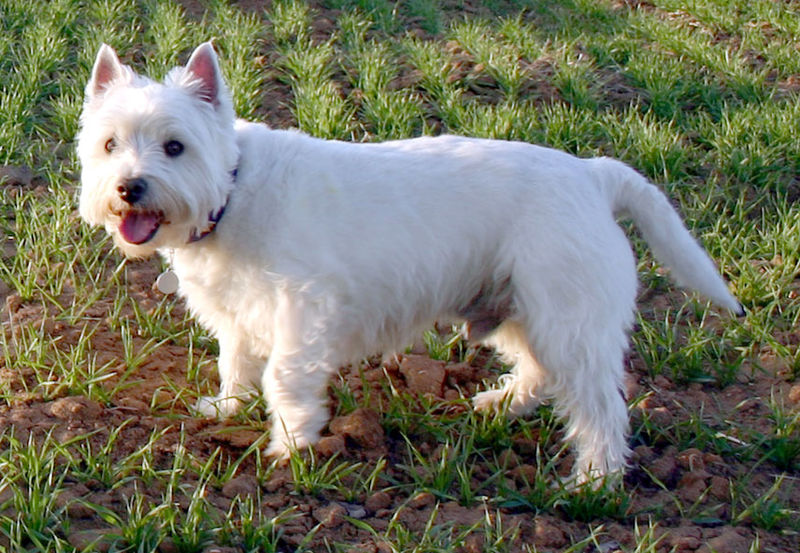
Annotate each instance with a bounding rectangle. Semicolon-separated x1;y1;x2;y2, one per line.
513;246;635;484
540;329;631;485
474;317;630;484
480;216;637;484
472;320;546;417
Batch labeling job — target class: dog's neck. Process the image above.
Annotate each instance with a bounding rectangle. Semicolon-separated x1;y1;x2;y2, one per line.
187;167;238;243
157;166;238;295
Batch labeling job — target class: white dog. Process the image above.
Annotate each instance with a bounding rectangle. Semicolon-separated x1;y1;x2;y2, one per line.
77;42;742;484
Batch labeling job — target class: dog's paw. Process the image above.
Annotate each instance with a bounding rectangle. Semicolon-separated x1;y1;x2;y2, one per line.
194;395;242;418
473;389;541;418
472;373;516;414
473;374;541;417
563;467;623;492
264;439;292;460
265;434;312;460
472;389;509;414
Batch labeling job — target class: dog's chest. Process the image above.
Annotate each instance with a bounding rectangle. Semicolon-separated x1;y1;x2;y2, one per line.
170;248;277;355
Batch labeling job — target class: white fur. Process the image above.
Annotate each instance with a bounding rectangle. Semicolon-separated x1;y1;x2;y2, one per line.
77;43;742;484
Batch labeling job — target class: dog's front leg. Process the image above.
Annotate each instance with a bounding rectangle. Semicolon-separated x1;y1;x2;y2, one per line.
258;294;340;458
195;331;264;418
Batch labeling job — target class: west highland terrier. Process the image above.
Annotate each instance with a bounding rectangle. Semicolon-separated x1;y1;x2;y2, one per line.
77;42;743;484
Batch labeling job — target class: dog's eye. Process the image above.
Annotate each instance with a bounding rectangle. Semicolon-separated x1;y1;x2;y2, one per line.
164;140;184;158
104;138;116;153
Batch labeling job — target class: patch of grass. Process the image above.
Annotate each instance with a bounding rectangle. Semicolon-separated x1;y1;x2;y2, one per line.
604;106;690;183
325;0;400;34
422;325;467;362
554;479;631;522
450;19;531;101
632;299;746;386
346;38;426;139
209;3;267;120
704;99;800;191
269;0;312;45
382;389;457;443
732;474;800;531
275;37;357;139
397;433;485;505
405;0;442;35
758;390;800;471
221;496;296;553
288;448;365;497
537;102;606;155
551;45;601;111
0;432;71;549
141;0;196;79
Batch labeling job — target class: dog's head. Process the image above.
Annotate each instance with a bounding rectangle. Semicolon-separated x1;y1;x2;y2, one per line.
77;43;238;257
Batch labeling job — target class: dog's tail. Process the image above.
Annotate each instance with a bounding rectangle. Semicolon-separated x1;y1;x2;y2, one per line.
592;157;744;315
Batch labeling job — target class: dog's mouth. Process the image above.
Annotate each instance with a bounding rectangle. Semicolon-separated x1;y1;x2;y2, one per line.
117;210;165;245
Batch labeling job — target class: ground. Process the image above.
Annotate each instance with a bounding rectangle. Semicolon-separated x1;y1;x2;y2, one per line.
0;253;798;552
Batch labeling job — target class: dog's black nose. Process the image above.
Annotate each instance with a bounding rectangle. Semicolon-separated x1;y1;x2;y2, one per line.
118;178;147;205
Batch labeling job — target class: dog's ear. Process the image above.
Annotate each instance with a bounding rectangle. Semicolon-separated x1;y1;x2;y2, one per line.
88;44;127;99
184;42;222;107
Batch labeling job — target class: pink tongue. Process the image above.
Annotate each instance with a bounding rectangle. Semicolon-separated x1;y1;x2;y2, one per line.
119;212;160;244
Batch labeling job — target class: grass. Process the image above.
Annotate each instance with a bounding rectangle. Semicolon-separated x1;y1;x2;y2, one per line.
0;0;798;551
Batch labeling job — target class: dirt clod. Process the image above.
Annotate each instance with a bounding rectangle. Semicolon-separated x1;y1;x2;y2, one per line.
708;475;731;501
314;502;348;528
48;396;103;420
343;502;367;519
67;529;116;552
0;165;34;187
221;474;259;498
463;533;484;553
511;463;538;484
407;491;435;509
533;515;567;548
666;525;702;552
788;383;800;405
316;434;347;457
328;407;384;449
5;293;22;313
365;491;392;514
398;354;446;397
114;397;149;412
677;448;706;471
647;447;680;485
214;428;263;448
698;526;751;553
677;469;712;503
158;538;178;553
57;486;95;519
